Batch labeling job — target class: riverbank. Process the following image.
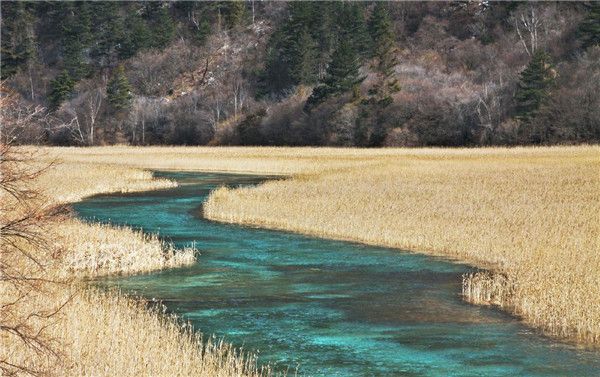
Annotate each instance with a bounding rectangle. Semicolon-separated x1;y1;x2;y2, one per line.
41;146;600;345
1;154;266;376
5;145;597;375
203;146;600;345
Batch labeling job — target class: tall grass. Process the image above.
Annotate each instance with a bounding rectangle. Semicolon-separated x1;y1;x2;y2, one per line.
1;285;270;377
1;149;269;376
56;219;197;277
202;146;600;344
23;145;599;360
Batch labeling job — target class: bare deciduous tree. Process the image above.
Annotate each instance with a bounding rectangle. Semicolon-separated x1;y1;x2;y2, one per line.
514;5;543;57
1;96;71;375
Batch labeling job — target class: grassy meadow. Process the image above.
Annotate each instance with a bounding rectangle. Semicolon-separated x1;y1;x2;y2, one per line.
3;145;598;375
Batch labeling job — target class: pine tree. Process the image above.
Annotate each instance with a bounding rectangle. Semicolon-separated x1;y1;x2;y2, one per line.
0;2;36;79
578;2;600;50
289;28;318;85
120;12;151;59
145;3;175;49
61;2;92;80
313;3;336;79
340;4;371;60
107;65;133;111
49;70;75;110
226;1;247;29
194;19;212;45
259;3;318;95
306;40;364;108
368;3;397;75
515;50;555;123
90;2;125;67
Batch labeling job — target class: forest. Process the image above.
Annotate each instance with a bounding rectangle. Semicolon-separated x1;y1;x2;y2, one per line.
1;1;599;147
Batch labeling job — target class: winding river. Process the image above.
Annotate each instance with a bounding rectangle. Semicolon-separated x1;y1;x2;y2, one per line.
74;172;600;376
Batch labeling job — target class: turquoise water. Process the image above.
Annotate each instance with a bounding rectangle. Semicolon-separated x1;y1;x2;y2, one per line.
74;172;600;376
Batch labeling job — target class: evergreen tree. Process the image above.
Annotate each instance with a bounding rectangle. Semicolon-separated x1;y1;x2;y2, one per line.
340;3;371;60
61;2;92;80
49;70;75;110
194;19;212;45
313;3;336;79
120;12;151;59
306;40;364;109
259;3;319;95
90;2;125;67
145;3;175;49
289;28;318;85
0;2;36;79
578;2;600;50
368;3;397;75
226;1;247;29
515;50;555;122
107;65;133;111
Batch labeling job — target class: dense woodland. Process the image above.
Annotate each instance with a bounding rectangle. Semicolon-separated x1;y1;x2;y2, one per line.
1;1;599;147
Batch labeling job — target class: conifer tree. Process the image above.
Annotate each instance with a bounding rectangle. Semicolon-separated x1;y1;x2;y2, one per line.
120;12;151;59
226;1;247;29
515;50;555;122
61;2;92;80
289;28;319;85
340;4;371;60
49;70;75;110
0;2;36;79
578;2;600;50
90;2;125;67
145;3;175;49
107;65;133;111
313;3;336;79
306;40;364;108
368;3;397;75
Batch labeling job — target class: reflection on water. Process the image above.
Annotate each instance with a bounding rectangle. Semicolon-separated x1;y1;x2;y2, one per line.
74;172;600;376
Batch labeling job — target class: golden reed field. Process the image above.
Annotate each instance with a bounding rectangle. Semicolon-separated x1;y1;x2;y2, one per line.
2;145;598;375
1;149;268;377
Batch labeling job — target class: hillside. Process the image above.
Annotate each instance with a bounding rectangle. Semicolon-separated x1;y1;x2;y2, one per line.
2;1;599;146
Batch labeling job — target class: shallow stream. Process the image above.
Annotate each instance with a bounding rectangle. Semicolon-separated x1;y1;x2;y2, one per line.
74;172;600;376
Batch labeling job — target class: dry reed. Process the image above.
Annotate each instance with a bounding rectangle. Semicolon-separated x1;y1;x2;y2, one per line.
202;146;600;344
23;145;600;354
2;148;268;376
1;284;270;377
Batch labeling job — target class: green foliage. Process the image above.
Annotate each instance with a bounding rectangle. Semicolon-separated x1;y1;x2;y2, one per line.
260;3;320;95
306;40;365;109
61;2;92;80
289;28;319;85
145;3;175;49
0;2;36;79
90;2;125;67
578;2;600;50
120;12;151;59
226;1;247;29
107;65;133;111
515;50;555;123
49;70;76;110
368;3;397;75
260;2;366;96
339;3;371;60
194;19;212;45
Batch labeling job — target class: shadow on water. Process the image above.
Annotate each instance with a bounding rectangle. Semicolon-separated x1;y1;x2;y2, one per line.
73;171;600;376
